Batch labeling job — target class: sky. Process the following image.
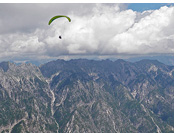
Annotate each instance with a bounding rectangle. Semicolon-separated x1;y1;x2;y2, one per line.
0;3;174;63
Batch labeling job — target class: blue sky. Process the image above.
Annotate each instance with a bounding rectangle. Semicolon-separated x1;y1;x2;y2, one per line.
128;3;174;12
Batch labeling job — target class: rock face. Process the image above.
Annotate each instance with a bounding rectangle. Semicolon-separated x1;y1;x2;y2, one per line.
0;59;174;133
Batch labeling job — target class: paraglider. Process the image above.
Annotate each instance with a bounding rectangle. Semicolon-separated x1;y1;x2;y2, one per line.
48;15;71;39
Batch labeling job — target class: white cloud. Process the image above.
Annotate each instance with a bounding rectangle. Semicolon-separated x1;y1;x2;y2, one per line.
44;4;137;55
0;4;174;62
108;6;174;54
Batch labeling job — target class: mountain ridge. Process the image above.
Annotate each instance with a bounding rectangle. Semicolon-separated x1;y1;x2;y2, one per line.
0;59;174;133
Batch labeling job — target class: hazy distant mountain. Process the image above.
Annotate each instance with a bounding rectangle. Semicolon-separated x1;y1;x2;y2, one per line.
126;55;174;66
0;59;174;133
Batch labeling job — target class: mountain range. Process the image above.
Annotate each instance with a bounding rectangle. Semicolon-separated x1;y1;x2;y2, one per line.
0;59;174;133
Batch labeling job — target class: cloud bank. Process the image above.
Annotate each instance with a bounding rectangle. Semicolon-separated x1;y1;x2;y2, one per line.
0;3;174;61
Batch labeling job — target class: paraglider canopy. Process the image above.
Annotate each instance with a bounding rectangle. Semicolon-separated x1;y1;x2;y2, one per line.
48;15;71;25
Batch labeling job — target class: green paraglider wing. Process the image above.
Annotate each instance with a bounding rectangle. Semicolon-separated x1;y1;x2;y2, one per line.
48;15;71;25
